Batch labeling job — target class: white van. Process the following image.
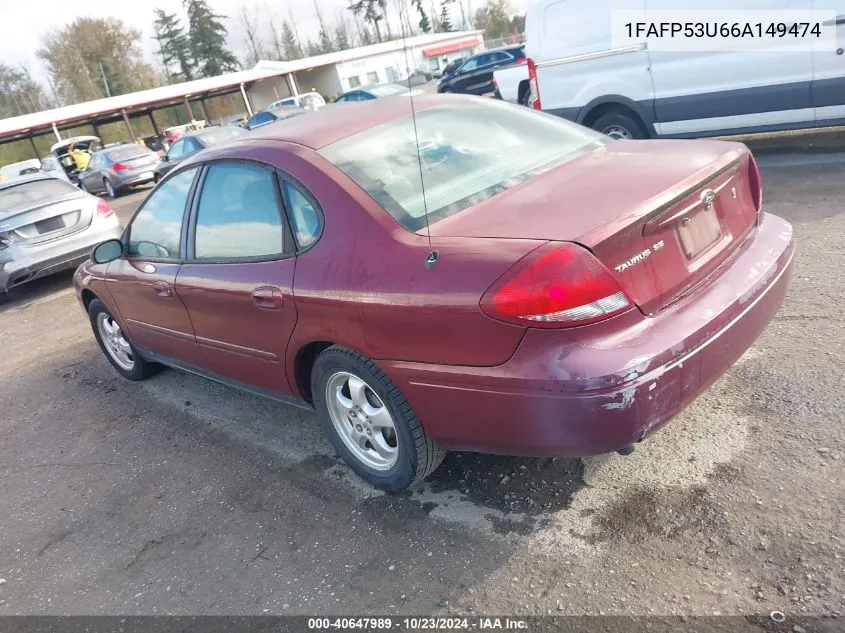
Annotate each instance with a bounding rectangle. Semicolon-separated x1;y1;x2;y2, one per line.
524;0;845;139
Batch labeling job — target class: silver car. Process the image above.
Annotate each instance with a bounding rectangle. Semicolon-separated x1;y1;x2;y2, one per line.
79;144;160;199
0;173;122;303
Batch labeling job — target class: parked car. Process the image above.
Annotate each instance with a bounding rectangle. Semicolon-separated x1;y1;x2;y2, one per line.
435;57;467;79
333;83;421;102
1;173;121;304
244;107;309;131
47;136;101;186
436;45;525;96
404;68;434;87
75;95;794;491
0;159;43;181
39;156;72;182
267;92;327;111
523;0;845;139
154;126;247;182
78;144;160;198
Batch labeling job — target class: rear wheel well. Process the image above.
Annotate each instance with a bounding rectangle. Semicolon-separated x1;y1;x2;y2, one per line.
581;102;649;137
81;289;98;311
296;341;334;403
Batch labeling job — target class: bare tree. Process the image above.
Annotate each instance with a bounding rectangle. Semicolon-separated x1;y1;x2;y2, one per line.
263;1;285;59
238;5;267;66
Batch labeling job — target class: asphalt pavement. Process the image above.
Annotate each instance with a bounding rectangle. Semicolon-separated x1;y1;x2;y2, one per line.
0;152;842;617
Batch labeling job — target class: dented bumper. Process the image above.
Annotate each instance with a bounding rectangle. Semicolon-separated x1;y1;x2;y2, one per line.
381;213;795;456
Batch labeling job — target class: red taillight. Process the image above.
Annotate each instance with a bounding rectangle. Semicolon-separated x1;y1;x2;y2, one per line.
527;57;541;110
748;154;762;214
517;57;527;64
96;199;114;217
112;163;128;172
481;243;631;328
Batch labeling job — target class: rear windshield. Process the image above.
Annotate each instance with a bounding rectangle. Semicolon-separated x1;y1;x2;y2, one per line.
0;179;78;213
319;100;606;231
196;126;246;146
107;145;149;161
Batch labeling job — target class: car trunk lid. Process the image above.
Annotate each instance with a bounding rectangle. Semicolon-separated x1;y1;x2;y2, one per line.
0;196;93;245
428;140;760;315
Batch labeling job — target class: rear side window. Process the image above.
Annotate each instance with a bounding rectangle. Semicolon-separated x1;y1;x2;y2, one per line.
0;179;78;213
319;100;606;232
193;163;284;260
281;179;322;250
128;168;197;259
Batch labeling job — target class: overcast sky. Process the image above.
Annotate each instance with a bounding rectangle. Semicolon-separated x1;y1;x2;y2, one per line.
0;0;528;85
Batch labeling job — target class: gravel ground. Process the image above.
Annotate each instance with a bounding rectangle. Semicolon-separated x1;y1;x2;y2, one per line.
0;152;842;619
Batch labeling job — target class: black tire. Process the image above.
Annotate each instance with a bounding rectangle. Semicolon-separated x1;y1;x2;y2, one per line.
440;86;453;93
104;179;118;199
591;110;648;140
312;345;446;491
88;298;159;381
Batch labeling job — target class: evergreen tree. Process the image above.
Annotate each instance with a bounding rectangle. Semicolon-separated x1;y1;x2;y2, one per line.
184;0;240;77
280;20;303;60
439;0;454;31
314;1;337;53
334;15;352;50
411;0;432;33
348;0;386;42
153;9;195;81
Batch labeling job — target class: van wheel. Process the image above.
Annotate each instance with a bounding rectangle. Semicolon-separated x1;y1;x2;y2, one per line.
312;345;446;491
591;110;648;140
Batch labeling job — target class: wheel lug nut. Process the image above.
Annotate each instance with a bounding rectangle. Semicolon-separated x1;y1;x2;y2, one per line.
355;425;362;432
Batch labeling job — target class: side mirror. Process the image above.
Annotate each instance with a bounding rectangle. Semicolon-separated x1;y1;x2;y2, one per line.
162;154;169;162
91;239;123;264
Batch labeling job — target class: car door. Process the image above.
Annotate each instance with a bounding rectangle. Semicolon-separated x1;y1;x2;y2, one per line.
478;51;516;94
812;0;845;122
175;161;299;396
451;56;484;92
648;0;815;136
80;153;105;192
105;167;204;367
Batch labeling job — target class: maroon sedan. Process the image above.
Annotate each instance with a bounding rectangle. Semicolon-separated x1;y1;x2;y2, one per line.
74;95;794;491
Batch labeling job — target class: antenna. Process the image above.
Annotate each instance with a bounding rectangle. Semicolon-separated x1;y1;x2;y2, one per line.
397;2;437;267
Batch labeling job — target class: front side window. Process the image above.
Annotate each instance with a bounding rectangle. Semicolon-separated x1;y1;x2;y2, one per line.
281;179;322;250
193;163;284;260
128;168;196;258
167;140;185;160
320;100;607;232
460;58;479;72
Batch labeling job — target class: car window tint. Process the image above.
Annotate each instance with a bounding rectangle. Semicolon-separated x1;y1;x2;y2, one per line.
184;138;202;153
461;57;479;71
281;179;322;249
194;163;284;259
490;52;510;63
128;168;196;259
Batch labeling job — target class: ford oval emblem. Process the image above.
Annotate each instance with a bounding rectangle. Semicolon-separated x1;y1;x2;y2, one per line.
701;189;716;206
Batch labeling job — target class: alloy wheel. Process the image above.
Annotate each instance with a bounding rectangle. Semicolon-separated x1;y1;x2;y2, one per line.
325;371;398;471
96;313;134;371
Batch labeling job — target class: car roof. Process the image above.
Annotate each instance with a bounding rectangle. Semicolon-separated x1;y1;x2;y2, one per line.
245;92;470;150
0;171;59;190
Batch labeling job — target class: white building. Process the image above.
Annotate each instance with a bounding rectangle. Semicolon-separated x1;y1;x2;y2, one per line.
250;31;484;108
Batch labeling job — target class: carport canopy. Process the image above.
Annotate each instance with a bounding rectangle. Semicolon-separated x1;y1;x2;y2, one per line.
0;66;295;146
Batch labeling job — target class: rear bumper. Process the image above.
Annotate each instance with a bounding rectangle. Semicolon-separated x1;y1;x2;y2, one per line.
1;219;122;292
381;212;795;456
114;170;156;189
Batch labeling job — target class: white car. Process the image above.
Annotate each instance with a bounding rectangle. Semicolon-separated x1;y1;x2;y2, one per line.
0;159;42;181
267;92;327;111
523;0;845;139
